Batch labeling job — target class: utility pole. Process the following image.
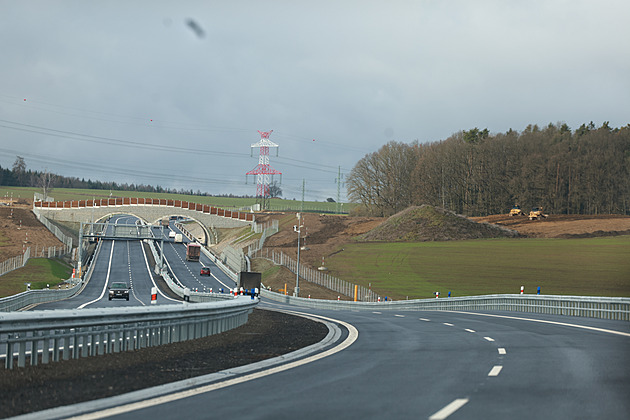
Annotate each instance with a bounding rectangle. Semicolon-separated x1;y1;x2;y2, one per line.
294;213;303;297
335;166;343;214
301;179;305;212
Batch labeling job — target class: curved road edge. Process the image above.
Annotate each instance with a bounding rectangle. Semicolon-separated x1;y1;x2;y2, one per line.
14;309;359;420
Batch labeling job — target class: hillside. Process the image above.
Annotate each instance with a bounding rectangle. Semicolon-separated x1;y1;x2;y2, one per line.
358;205;518;242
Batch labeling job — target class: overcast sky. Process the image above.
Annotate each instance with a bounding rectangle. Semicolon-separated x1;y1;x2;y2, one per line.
1;1;629;201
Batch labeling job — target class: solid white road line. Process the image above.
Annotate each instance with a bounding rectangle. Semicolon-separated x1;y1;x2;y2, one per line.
429;398;470;420
442;310;630;338
483;336;495;342
464;328;476;333
498;348;507;355
488;365;503;376
68;313;359;420
79;240;115;309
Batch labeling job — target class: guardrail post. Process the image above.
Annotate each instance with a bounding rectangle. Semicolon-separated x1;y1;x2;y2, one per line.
62;336;71;361
5;341;14;369
52;335;61;362
30;334;38;366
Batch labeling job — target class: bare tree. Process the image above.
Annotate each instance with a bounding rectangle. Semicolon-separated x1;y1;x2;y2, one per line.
38;169;56;201
268;181;283;198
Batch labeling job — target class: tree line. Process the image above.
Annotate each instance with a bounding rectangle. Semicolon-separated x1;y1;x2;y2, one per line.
347;122;630;217
0;157;258;199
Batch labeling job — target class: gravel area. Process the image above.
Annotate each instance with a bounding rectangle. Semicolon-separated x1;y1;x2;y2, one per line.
0;308;329;418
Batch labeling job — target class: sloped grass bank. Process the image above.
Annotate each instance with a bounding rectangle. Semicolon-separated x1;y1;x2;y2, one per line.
326;236;630;300
0;258;73;297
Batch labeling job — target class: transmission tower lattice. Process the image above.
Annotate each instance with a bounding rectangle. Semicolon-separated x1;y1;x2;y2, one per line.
246;130;282;210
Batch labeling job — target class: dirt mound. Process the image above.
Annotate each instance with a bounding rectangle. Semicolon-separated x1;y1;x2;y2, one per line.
259;213;383;258
359;205;519;242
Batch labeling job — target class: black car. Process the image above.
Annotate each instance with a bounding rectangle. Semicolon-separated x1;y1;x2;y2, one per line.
109;282;130;301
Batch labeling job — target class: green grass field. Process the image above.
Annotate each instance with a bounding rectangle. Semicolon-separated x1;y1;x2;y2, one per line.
0;186;351;213
0;258;73;297
325;236;630;299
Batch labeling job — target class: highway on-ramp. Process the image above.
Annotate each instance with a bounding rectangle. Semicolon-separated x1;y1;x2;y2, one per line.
63;301;629;420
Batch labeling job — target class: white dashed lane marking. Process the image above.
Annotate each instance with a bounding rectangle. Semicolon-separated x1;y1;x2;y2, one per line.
395;314;405;318
498;348;507;355
464;329;476;333
488;366;503;376
419;318;430;322
429;398;470;420
443;323;454;326
483;336;495;342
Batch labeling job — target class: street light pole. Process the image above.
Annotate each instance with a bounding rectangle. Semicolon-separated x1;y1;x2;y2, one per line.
160;224;165;270
294;213;302;297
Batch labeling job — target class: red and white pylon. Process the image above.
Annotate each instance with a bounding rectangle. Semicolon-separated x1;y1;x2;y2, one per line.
246;130;282;209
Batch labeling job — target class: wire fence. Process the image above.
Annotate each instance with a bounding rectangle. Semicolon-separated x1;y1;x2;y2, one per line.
249;248;381;302
0;248;31;278
32;211;74;252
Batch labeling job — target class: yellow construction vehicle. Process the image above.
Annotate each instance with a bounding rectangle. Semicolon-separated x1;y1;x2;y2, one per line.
509;205;524;216
528;207;548;220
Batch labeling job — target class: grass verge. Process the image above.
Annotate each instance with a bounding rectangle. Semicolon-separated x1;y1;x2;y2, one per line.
325;236;630;299
0;258;73;297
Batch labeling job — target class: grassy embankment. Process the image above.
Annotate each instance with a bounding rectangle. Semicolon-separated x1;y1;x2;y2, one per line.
0;258;73;297
325;236;630;299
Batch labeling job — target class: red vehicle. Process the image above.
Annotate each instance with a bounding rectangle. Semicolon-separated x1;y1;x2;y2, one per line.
200;266;211;276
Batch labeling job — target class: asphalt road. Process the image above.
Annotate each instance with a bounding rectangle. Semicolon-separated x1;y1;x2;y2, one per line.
154;223;235;293
70;302;629;420
33;215;195;310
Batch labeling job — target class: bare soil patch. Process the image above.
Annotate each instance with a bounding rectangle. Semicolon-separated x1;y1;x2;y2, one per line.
471;214;630;238
0;203;64;262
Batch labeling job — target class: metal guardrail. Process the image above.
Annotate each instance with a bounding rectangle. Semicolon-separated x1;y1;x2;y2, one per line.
260;290;630;321
0;237;101;312
0;284;82;312
0;296;258;369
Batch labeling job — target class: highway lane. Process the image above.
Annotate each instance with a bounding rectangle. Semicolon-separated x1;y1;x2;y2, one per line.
94;305;629;420
32;215;180;310
153;223;236;293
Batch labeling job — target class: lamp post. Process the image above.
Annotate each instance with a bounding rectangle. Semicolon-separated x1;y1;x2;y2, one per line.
294;213;303;297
